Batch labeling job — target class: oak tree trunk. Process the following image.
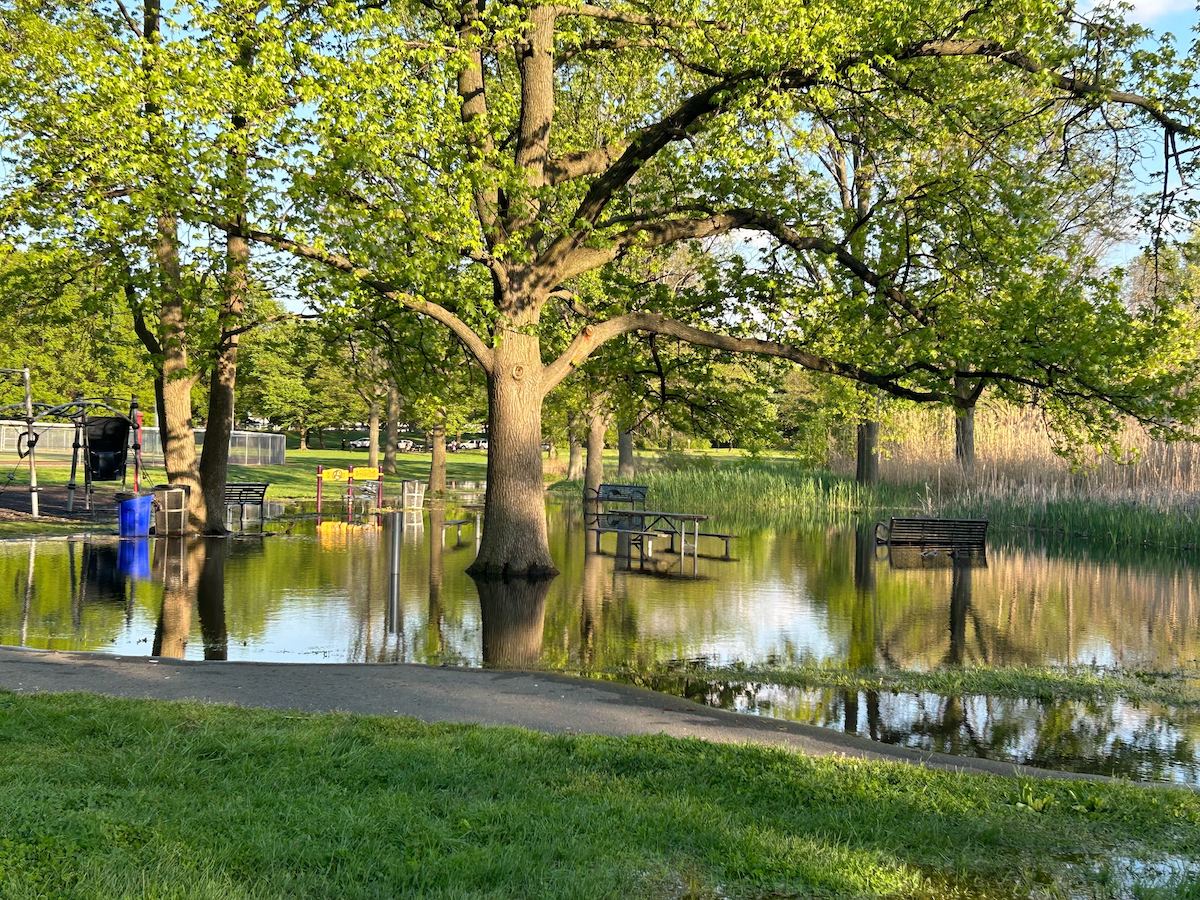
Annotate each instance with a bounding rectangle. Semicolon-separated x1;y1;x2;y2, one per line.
566;432;584;481
367;398;381;469
855;420;879;486
467;331;556;579
199;229;249;533
299;427;309;451
428;423;447;494
384;385;399;475
953;376;976;478
584;407;607;501
955;407;975;477
617;427;635;479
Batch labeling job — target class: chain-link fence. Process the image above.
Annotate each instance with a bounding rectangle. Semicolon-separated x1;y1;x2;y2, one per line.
0;421;285;466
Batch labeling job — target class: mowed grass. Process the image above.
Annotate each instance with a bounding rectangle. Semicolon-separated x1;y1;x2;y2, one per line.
1;693;1199;899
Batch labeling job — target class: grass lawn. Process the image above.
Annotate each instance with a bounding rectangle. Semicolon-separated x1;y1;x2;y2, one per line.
1;693;1198;899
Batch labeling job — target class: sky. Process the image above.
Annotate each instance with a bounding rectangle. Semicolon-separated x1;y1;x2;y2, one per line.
1126;0;1197;31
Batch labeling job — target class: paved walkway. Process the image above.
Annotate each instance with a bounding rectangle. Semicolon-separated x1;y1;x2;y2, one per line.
0;646;1110;782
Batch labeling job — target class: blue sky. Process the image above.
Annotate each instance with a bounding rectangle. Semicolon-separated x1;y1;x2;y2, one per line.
1126;0;1197;33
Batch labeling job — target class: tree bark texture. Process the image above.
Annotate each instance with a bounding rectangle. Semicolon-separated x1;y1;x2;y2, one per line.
855;420;879;486
384;385;400;475
156;214;205;531
467;331;556;578
566;432;584;481
428;423;447;494
584;406;607;502
953;375;976;478
617;427;635;479
367;398;381;470
199;229;249;533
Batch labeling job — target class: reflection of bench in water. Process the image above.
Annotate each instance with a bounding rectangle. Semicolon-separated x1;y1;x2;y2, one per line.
442;518;472;546
885;545;987;569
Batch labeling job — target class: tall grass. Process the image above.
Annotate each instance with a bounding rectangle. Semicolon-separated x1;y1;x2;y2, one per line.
843;403;1200;505
599;452;1200;552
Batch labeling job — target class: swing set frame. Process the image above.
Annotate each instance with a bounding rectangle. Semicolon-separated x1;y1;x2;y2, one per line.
0;367;143;517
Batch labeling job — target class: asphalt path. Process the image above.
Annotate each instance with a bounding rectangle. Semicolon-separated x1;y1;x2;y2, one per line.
0;646;1124;783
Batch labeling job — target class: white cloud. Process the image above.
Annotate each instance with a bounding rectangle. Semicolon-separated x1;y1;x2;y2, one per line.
1126;0;1194;23
1085;0;1196;26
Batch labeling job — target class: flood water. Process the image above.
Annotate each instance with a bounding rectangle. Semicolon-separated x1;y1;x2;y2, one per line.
2;497;1199;784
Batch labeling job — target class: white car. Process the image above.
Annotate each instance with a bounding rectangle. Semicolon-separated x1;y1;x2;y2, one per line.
348;438;371;449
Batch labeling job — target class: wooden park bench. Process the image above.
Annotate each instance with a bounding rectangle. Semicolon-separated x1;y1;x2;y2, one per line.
874;517;988;549
584;483;648;530
225;482;269;530
587;483;648;507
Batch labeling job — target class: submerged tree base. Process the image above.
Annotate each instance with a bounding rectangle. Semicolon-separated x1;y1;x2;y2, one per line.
466;561;560;580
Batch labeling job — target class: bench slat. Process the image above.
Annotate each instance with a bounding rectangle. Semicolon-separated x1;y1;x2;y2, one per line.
882;517;988;547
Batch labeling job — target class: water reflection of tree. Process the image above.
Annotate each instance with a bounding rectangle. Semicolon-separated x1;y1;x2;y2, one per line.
197;540;229;660
477;577;550;668
424;503;446;660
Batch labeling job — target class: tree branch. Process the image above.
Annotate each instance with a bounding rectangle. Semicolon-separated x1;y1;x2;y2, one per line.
542;311;944;402
555;206;931;325
241;227;495;373
545;144;628;184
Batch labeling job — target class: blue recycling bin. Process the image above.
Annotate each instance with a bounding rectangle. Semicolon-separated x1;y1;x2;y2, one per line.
117;537;151;581
118;494;154;538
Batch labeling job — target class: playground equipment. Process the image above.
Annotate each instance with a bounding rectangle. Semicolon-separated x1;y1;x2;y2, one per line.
315;466;427;524
0;368;143;517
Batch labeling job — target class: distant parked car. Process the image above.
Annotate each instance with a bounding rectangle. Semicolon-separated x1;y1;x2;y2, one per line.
348;438;371;450
461;438;489;451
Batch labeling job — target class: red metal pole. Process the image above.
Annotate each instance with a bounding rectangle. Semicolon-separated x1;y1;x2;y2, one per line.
377;473;384;526
346;466;354;523
316;465;324;524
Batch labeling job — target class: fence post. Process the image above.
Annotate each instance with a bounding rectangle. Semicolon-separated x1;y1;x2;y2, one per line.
346;465;354;523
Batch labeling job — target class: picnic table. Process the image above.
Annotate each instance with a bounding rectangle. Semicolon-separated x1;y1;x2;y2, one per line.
600;508;710;563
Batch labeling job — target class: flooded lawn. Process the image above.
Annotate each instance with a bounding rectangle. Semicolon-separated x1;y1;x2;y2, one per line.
2;498;1198;784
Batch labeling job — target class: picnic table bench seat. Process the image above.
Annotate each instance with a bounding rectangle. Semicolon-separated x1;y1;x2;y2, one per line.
654;529;736;560
874;517;988;548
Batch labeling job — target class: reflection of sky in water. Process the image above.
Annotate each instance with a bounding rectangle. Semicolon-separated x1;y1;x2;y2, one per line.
718;684;1199;784
2;508;1199;782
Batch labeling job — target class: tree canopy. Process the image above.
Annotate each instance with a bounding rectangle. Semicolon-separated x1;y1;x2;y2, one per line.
2;0;1198;572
